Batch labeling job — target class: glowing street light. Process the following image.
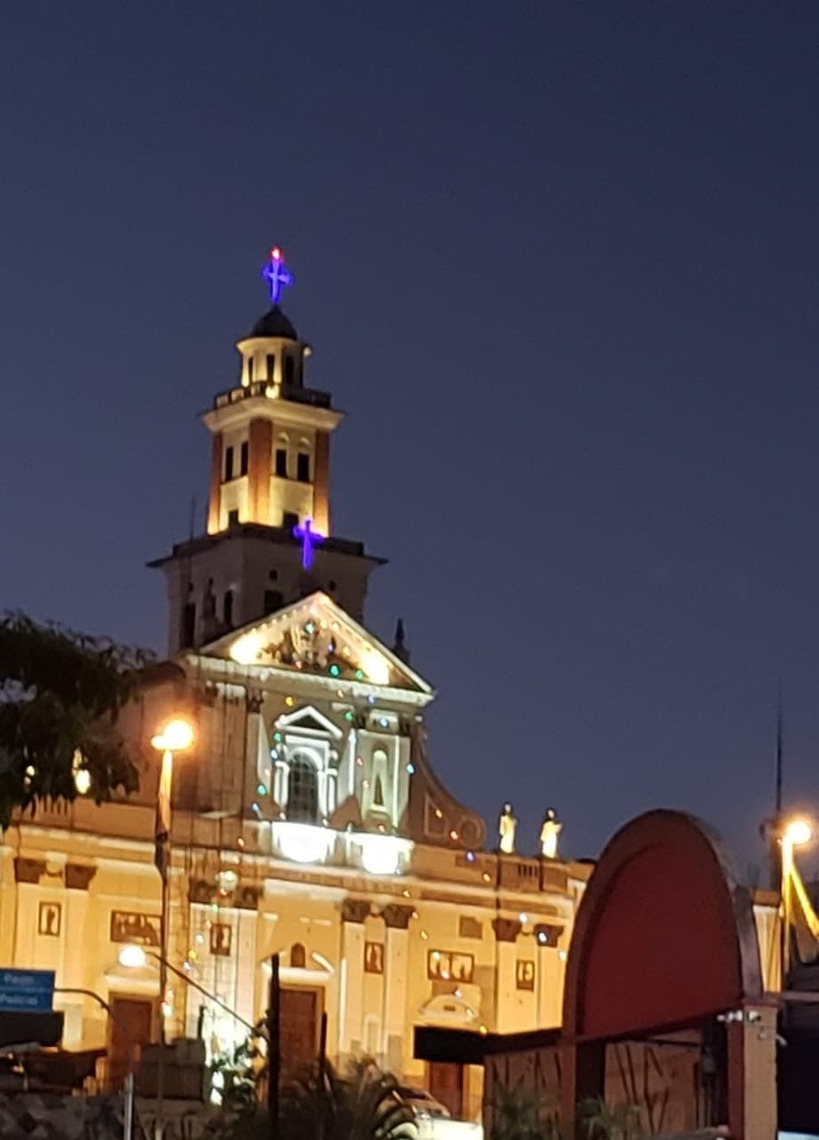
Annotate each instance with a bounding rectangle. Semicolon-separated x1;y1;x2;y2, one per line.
151;718;195;754
783;818;812;848
118;944;148;970
780;815;815;982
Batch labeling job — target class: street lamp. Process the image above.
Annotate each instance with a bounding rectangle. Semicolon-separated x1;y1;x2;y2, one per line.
780;816;813;982
150;716;194;1140
150;716;194;1038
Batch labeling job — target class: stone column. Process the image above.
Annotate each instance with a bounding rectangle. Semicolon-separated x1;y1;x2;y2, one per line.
12;858;45;965
244;692;267;813
338;899;370;1061
62;864;96;989
312;432;330;535
382;905;413;1076
492;917;522;1034
234;887;261;1029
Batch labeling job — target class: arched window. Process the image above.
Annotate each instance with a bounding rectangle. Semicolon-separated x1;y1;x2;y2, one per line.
290;942;306;969
288;752;319;822
283;354;295;386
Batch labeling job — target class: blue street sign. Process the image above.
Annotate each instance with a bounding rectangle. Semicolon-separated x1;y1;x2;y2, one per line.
0;969;55;1012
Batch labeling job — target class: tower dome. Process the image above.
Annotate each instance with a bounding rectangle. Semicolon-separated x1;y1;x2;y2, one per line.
249;305;298;341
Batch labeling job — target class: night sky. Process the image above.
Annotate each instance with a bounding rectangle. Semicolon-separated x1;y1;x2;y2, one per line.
2;3;819;875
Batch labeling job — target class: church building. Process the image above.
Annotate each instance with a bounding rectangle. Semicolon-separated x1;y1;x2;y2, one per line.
0;253;585;1117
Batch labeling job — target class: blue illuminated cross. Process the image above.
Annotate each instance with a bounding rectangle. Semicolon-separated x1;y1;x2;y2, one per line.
293;518;324;570
261;246;293;304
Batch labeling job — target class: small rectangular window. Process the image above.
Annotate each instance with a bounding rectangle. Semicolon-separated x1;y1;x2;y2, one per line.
227;508;240;527
458;916;483;940
296;452;310;483
224;446;234;481
275;448;288;478
240;441;249;476
282;510;299;530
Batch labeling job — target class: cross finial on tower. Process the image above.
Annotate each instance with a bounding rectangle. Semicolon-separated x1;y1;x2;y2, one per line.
261;246;294;304
293;517;324;570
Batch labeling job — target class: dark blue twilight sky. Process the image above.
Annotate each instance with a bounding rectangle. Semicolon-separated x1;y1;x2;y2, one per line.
1;2;818;873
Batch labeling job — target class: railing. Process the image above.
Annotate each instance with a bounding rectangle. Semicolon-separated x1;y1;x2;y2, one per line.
213;382;332;410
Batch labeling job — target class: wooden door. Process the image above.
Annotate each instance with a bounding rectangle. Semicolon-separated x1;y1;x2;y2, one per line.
109;997;153;1090
280;988;320;1077
428;1061;464;1118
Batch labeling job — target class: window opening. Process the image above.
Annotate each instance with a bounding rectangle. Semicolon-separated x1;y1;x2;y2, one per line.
288;753;319;822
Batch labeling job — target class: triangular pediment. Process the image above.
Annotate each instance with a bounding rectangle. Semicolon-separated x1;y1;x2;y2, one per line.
199;592;432;696
276;704;342;738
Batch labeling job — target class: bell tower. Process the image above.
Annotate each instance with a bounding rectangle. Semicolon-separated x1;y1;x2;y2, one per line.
151;248;384;654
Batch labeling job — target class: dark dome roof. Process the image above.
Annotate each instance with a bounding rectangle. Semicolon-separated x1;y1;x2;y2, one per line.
249;305;298;340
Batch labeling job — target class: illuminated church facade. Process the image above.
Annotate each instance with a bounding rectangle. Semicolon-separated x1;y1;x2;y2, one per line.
0;255;587;1115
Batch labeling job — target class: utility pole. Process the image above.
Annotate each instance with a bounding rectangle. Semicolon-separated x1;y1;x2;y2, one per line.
267;954;280;1140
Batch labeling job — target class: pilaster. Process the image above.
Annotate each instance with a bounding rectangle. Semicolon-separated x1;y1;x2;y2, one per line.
338;899;370;1059
62;864;96;991
382;905;412;1074
492;917;522;1033
244;691;267;813
248;419;273;524
313;431;330;534
208;431;223;534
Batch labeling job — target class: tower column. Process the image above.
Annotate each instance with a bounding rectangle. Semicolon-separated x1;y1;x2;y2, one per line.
248;419;273;524
313;431;330;534
207;432;223;534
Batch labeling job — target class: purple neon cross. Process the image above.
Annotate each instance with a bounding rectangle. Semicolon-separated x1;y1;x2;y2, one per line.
261;248;293;304
293;518;324;570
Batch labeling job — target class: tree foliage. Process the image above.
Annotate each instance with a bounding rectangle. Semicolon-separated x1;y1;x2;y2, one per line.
579;1098;643;1140
209;1057;416;1140
489;1080;559;1140
281;1058;416;1140
0;612;152;829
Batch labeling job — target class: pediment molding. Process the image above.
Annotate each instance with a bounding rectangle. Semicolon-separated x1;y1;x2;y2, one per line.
276;704;343;740
194;592;433;702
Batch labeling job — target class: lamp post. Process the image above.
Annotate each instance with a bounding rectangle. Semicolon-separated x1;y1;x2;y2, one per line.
780;816;812;983
150;718;195;1040
149;716;194;1140
54;987;134;1140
